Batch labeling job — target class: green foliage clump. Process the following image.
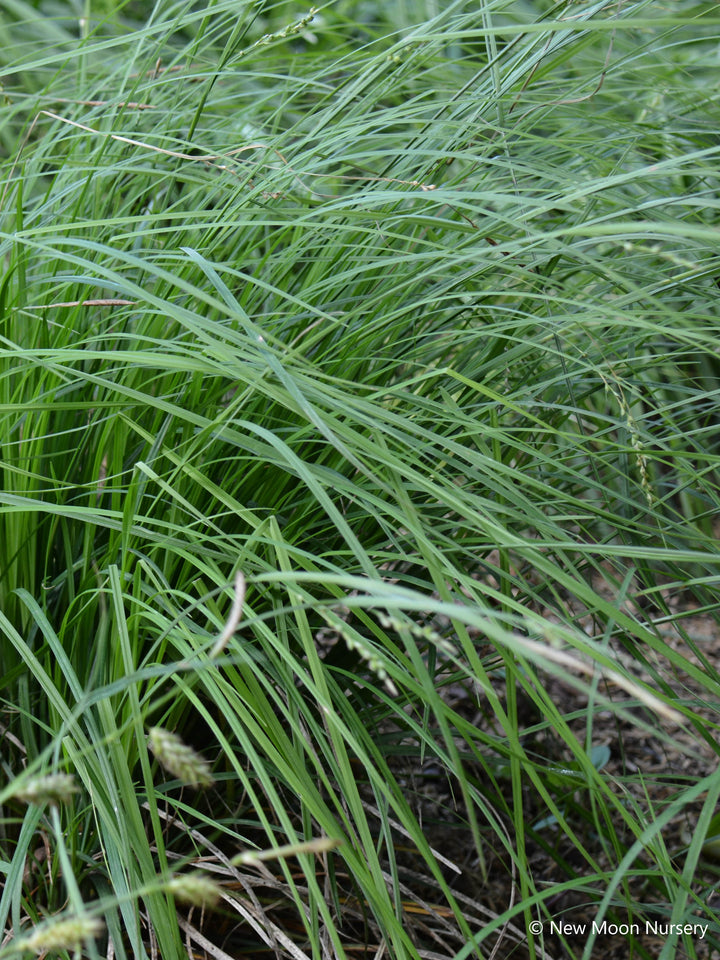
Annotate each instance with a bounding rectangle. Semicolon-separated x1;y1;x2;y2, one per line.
0;1;719;958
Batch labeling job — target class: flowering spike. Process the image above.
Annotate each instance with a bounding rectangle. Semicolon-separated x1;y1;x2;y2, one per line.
17;916;104;953
148;727;214;788
14;773;79;805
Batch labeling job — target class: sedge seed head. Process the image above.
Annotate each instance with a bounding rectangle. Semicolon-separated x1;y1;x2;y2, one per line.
14;773;80;805
148;727;214;788
166;873;222;909
17;916;104;953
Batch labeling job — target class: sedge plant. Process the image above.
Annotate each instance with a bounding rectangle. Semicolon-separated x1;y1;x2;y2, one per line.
0;0;719;958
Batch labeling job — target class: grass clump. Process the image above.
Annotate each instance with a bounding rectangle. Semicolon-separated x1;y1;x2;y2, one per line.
1;1;719;958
